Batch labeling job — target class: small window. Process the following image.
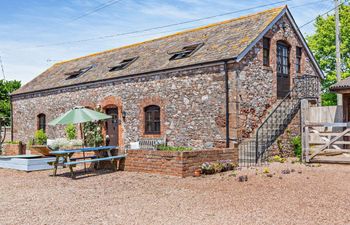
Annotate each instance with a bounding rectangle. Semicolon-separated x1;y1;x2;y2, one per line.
37;114;46;133
144;105;160;134
109;57;138;72
296;47;302;73
169;43;204;60
263;37;270;66
65;65;94;80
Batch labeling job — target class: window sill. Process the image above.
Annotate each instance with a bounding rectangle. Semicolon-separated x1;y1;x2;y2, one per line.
263;66;273;71
142;133;162;138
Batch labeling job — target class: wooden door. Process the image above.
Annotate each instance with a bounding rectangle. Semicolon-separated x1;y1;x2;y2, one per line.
105;108;118;146
277;42;290;98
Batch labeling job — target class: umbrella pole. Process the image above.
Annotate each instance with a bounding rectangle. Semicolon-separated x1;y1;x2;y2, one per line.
80;123;87;173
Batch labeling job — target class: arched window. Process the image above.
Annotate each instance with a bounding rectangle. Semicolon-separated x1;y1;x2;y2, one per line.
144;105;160;134
37;114;46;133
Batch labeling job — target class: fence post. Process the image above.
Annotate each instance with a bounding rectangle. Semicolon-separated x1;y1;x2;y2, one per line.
300;99;309;162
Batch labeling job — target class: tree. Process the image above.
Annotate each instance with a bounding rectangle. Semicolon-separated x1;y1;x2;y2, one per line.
0;80;21;125
307;4;350;106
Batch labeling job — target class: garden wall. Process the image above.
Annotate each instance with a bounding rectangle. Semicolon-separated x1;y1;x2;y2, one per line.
125;148;237;178
2;143;26;156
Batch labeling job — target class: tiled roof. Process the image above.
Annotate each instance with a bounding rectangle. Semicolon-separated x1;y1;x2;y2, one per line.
13;6;286;95
330;77;350;91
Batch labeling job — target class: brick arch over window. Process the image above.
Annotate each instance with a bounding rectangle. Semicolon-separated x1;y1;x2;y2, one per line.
276;39;291;47
37;113;46;133
139;97;166;137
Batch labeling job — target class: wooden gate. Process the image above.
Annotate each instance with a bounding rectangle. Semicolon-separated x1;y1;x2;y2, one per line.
301;100;350;163
303;122;350;163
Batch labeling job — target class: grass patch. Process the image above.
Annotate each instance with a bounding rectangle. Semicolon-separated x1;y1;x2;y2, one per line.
5;141;20;144
157;144;192;151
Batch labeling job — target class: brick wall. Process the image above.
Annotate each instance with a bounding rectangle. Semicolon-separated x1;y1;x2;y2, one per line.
125;148;238;177
2;143;26;156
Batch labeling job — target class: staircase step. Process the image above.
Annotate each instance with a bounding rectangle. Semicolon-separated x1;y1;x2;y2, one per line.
239;93;303;167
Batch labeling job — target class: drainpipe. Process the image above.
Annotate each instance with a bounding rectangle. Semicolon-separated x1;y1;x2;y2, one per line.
224;61;230;148
10;95;13;142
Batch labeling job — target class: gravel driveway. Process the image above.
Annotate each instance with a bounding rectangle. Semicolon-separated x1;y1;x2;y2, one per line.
0;162;349;225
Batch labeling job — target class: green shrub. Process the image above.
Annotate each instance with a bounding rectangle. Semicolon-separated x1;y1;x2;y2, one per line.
212;162;224;173
34;129;47;145
291;136;302;159
157;144;192;151
83;122;103;147
5;141;20;144
65;124;77;140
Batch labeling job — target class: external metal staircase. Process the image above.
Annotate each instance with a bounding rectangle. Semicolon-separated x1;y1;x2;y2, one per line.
238;75;319;166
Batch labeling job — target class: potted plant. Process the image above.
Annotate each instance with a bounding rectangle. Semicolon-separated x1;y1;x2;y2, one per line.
30;129;50;156
49;138;83;150
194;168;201;177
212;162;224;173
201;162;215;175
220;160;235;171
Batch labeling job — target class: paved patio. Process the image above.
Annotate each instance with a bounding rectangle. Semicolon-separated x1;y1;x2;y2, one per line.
0;162;350;225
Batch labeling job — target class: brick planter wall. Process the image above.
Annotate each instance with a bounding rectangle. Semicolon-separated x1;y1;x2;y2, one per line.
2;143;26;156
125;148;237;177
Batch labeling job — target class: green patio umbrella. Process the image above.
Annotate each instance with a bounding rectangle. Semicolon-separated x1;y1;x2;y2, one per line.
49;106;112;172
49;106;111;126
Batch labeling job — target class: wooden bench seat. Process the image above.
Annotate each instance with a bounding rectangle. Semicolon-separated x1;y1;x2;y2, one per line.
47;155;97;166
64;155;126;166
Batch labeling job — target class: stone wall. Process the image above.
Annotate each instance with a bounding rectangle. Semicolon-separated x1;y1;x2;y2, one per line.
125;148;237;177
267;111;300;157
233;15;320;139
12;66;228;150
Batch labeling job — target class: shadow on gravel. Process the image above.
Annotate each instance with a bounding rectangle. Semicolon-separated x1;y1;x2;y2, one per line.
49;169;117;180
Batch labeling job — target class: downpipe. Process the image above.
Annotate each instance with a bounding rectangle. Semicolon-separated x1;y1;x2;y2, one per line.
224;61;230;148
10;95;13;142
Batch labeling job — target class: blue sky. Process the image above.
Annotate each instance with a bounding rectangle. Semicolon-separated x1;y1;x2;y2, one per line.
0;0;334;84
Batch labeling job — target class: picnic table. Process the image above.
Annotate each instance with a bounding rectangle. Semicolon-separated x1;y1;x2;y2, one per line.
49;146;126;177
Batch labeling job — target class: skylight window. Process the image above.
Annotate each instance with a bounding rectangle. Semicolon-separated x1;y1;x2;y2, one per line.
65;65;94;80
169;43;204;60
109;57;138;72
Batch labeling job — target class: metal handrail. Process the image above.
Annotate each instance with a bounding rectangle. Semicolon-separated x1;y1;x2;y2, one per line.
254;75;319;163
255;88;296;163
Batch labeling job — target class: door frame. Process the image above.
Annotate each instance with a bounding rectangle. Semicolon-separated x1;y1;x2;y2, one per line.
276;41;291;98
103;105;121;147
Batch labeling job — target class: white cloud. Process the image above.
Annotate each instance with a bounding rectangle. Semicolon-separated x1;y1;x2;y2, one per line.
139;2;197;19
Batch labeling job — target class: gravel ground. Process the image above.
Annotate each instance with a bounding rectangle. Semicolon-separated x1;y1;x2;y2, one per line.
0;161;350;225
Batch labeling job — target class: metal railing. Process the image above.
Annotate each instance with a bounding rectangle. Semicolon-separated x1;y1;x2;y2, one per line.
238;75;319;166
255;75;319;163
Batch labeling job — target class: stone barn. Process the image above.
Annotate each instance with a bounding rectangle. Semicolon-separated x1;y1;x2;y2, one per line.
10;6;323;163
